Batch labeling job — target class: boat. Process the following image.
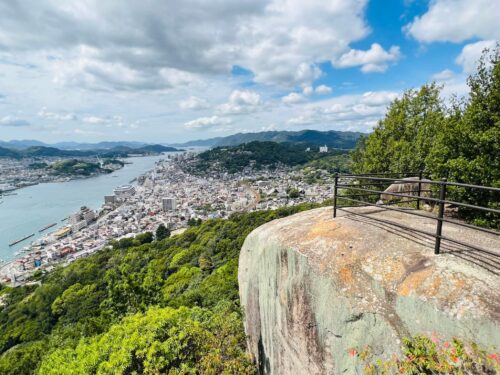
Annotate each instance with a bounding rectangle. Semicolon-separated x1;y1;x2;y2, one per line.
9;233;35;247
39;223;57;233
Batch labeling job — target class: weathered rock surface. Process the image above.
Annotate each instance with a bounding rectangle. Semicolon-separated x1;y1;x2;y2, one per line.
239;207;500;374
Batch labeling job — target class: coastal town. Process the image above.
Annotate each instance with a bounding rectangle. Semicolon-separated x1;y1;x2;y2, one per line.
0;152;335;285
0;156;124;193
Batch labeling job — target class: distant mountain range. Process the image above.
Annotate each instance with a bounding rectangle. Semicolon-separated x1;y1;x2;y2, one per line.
0;144;181;159
170;130;365;149
0;129;365;156
0;140;148;150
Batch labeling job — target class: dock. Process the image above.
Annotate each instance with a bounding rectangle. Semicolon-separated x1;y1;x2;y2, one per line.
39;223;57;233
9;233;35;247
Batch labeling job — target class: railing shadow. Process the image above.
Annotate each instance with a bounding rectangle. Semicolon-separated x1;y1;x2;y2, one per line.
339;208;500;276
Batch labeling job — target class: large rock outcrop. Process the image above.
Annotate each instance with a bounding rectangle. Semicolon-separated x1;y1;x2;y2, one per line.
239;207;500;374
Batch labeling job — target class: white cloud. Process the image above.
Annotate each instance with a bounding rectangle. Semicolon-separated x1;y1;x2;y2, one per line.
282;92;306;104
432;69;455;82
315;85;332;95
37;107;77;121
333;43;401;73
184;115;231;129
405;0;500;43
287;114;315;126
0;0;373;89
456;40;497;74
302;85;332;97
0;115;30;127
217;90;262;114
302;86;314;96
360;91;399;106
178;96;210;110
285;90;400;131
82;115;112;124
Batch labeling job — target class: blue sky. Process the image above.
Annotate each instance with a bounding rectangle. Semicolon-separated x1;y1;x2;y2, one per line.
0;0;498;143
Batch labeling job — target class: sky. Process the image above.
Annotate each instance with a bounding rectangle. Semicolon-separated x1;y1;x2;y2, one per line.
0;0;498;144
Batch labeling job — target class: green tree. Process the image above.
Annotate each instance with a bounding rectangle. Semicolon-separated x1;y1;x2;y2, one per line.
352;83;445;174
155;224;170;240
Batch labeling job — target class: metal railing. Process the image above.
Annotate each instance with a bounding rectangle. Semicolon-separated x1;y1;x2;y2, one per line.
332;172;500;256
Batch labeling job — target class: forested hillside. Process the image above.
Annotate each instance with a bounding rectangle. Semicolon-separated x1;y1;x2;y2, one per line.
172;129;364;149
188;141;349;174
0;204;320;374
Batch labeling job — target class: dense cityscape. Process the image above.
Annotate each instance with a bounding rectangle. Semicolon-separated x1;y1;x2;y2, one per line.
0;151;335;285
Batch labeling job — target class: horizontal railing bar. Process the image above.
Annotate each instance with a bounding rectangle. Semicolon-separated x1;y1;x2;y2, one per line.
440;199;500;214
338;187;428;195
337;197;435;220
338;194;419;203
341;172;421;176
441;217;500;236
340;186;500;214
339;175;500;192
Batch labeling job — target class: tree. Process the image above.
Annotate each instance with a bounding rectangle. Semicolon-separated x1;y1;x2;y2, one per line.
351;83;445;174
155;224;170;240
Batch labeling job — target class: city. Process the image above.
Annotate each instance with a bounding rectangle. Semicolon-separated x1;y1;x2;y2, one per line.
0;151;335;285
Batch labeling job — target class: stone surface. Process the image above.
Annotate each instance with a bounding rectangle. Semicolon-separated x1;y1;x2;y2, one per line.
239;206;500;374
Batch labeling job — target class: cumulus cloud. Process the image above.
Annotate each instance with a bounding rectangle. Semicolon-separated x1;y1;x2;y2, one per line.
432;69;455;82
178;96;210;110
455;40;497;74
282;92;306;104
38;107;77;121
217;90;262;114
82;115;112;124
0;115;30;127
360;91;399;106
286;90;399;131
315;85;332;95
302;85;332;96
184;115;231;129
0;0;376;89
405;0;500;43
333;43;401;73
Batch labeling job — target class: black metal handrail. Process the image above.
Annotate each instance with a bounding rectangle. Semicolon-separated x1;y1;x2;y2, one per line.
332;173;499;256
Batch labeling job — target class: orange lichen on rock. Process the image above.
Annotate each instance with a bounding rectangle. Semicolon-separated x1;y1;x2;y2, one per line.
397;267;434;296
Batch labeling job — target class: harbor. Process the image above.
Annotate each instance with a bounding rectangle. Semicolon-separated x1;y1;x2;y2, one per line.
0;154;166;262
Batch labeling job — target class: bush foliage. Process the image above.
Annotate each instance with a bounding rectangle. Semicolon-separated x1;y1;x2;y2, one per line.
0;203;321;374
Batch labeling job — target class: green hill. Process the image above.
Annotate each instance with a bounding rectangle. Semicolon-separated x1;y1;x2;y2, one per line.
173;129;364;149
0;204;320;374
188;141;348;174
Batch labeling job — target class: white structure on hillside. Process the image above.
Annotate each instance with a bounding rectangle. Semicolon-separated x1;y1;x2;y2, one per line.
319;145;328;153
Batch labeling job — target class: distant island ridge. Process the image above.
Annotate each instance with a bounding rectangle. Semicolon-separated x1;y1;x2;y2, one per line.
0;129;366;154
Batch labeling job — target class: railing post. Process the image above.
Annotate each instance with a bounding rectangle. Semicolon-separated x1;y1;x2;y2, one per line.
416;170;423;210
333;173;339;218
434;178;447;255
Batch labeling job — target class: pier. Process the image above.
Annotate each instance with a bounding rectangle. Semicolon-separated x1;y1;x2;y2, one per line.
39;223;57;233
9;233;35;247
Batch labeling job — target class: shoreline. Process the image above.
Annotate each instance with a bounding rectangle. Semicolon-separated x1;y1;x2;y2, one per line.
0;154;170;278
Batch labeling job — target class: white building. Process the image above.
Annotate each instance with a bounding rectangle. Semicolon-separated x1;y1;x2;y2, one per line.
162;197;177;212
114;185;136;197
319;145;328;153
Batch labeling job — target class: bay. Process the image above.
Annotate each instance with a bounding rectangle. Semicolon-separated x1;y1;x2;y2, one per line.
0;154;166;261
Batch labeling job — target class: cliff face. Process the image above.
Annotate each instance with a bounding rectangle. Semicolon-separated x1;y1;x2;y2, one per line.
239;207;500;374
